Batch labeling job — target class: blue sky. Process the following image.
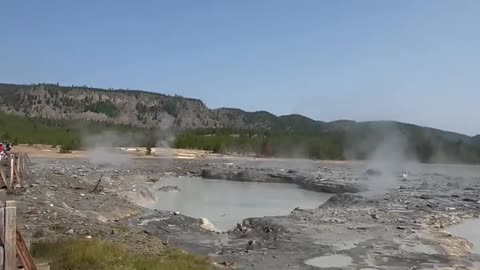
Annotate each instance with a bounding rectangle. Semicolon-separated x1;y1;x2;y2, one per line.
1;1;479;135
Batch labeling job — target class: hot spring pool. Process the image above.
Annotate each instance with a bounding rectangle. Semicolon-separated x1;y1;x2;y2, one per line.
148;177;332;231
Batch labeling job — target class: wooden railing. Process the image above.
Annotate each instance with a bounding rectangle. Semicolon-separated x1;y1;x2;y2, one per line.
0;200;37;270
0;153;40;270
0;154;30;194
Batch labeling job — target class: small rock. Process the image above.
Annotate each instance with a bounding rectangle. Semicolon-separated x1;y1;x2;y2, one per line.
85;235;93;239
220;261;234;267
111;229;117;235
199;217;218;232
157;186;180;192
80;193;85;197
365;169;382;176
173;211;180;215
65;229;74;235
447;182;459;188
419;194;432;200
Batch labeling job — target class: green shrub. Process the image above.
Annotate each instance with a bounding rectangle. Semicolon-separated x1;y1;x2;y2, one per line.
146;145;152;155
59;141;73;153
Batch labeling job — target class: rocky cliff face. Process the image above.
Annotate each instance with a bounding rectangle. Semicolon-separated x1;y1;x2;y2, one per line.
0;83;474;145
0;83;276;130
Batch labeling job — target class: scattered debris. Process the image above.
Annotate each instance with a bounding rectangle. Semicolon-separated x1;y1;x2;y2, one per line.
91;174;104;193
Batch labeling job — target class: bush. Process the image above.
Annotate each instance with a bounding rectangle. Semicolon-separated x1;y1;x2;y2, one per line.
59;141;73;153
146;145;152;155
1;132;10;141
32;239;214;270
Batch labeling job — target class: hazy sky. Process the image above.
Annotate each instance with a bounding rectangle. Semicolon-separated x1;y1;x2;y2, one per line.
1;1;479;135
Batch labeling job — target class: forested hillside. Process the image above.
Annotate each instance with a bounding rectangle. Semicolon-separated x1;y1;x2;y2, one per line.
0;82;479;163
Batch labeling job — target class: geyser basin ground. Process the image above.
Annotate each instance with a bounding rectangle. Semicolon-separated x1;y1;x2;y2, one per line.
21;157;480;269
148;177;332;230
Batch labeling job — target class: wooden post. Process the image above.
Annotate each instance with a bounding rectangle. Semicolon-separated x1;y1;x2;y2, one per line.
9;157;14;188
0;201;4;269
4;201;16;270
24;154;31;176
14;163;23;190
21;157;28;179
17;157;22;179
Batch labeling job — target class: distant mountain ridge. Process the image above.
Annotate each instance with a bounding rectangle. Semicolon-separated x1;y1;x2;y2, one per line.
0;82;475;143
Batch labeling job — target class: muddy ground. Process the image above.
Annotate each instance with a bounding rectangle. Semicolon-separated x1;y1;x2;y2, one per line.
10;155;480;269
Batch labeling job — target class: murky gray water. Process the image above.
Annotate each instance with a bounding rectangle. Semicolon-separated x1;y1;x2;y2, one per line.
149;177;331;231
448;218;480;254
304;254;353;268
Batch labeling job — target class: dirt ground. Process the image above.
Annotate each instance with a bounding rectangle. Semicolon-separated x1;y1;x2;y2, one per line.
7;145;480;269
13;144;214;159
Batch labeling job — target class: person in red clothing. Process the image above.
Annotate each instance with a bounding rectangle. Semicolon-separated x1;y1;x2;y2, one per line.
0;143;4;161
